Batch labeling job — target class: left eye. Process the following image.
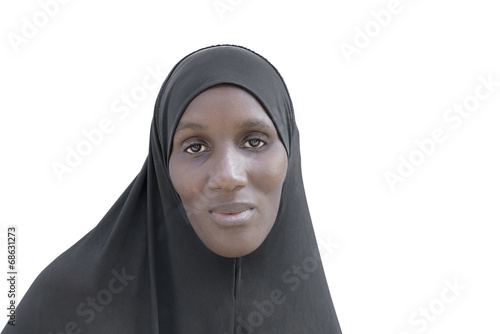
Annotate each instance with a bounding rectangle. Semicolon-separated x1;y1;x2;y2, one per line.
242;138;265;149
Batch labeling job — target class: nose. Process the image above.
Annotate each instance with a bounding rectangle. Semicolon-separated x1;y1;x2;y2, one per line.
207;145;247;193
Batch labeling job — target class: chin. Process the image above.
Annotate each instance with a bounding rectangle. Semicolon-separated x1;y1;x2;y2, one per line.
214;248;254;258
207;237;263;258
188;213;272;258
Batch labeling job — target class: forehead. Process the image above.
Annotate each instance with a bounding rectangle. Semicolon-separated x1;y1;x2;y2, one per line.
176;84;274;127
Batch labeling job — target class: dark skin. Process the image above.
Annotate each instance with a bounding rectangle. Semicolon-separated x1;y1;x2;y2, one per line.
169;84;288;258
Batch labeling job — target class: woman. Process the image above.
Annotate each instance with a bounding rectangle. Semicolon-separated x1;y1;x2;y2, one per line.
3;45;342;333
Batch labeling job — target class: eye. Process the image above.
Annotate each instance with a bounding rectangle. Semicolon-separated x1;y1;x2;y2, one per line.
185;143;209;154
242;138;266;149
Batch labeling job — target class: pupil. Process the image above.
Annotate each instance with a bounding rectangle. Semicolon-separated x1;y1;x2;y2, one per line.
192;144;201;152
250;139;259;147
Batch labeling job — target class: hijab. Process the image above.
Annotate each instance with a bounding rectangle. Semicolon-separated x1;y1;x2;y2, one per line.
3;44;342;334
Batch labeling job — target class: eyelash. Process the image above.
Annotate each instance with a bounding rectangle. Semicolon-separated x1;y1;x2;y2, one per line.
184;138;267;154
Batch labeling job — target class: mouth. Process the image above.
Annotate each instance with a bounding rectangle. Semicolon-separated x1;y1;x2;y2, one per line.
209;203;255;227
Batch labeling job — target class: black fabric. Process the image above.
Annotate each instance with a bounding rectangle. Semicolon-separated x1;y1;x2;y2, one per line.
3;45;342;334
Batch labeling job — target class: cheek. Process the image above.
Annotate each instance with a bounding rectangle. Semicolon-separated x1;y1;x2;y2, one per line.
250;144;288;197
169;156;205;209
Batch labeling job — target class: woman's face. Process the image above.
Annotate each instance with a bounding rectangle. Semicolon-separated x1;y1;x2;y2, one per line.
169;85;288;258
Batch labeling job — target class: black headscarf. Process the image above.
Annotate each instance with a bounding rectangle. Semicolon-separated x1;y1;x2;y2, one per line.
3;45;342;334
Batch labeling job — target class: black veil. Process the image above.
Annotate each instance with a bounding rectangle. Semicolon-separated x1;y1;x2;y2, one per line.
3;44;342;334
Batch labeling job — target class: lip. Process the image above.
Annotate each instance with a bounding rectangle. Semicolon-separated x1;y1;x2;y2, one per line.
209;202;255;227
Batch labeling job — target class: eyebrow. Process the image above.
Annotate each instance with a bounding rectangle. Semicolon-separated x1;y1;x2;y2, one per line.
237;119;273;130
174;122;207;135
175;119;273;136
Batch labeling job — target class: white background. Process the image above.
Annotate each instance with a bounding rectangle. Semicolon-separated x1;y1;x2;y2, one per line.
1;0;499;333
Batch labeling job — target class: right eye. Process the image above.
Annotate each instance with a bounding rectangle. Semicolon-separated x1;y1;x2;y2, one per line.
185;143;209;154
